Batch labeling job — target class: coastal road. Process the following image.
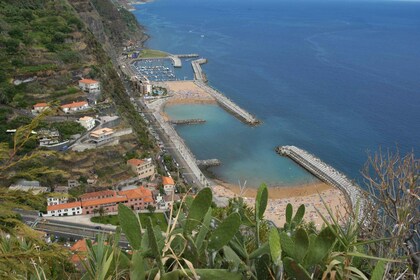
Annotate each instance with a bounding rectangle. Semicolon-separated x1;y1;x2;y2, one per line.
15;210;129;247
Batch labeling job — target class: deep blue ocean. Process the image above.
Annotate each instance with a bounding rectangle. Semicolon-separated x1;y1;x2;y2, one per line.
133;0;420;188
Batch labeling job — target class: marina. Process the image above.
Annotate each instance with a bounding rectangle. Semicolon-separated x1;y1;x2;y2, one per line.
131;58;177;82
276;145;362;210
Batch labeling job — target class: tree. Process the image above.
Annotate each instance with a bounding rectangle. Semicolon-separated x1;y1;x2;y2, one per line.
362;149;419;278
146;204;156;213
97;206;106;217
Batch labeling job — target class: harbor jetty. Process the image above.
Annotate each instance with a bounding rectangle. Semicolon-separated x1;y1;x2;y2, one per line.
170;119;206;125
276;145;362;210
197;159;221;167
169;54;200;67
192;58;208;82
195;80;260;125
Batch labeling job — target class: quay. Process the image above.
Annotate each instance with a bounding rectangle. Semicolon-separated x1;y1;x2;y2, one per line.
197;159;221;167
170;119;206;125
191;58;208;82
276;145;362;211
194;80;260;125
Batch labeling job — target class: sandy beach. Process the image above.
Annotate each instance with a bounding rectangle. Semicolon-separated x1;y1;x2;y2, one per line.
159;81;217;106
212;181;349;228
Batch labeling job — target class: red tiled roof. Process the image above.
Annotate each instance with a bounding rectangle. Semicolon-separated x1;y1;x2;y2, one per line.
162;176;174;186
118;186;152;200
82;196;127;207
47;201;82;211
33;102;48;108
127;158;145;167
70;239;88;252
79;79;99;84
61;101;88;109
79;190;116;200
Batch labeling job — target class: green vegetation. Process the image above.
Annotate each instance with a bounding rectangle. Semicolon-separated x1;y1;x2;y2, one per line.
0;0;87;106
91;212;168;230
140;49;169;58
51;121;86;140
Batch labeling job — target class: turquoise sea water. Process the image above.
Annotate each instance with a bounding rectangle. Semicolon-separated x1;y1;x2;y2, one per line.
133;0;420;188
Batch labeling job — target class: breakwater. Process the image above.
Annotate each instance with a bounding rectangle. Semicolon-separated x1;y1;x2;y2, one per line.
170;119;206;125
276;145;362;210
197;159;221;167
194;80;260;125
191;58;208;82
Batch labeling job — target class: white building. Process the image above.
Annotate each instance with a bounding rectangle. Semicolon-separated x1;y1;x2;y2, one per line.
79;79;100;93
31;103;49;115
47;196;68;206
61;101;89;113
37;129;60;146
162;176;175;195
43;201;82;217
78;116;95;131
90;128;114;144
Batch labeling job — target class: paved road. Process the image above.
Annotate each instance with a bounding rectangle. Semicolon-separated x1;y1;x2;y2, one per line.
15;210;130;248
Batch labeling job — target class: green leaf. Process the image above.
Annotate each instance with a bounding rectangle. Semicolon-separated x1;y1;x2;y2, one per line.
130;251;145;280
280;231;295;259
370;260;385;280
294;228;309;262
292;204;305;225
223;246;242;271
162;269;242;280
269;228;282;266
305;226;336;266
255;254;270;280
195;209;212;251
283;257;311;280
255;184;268;221
249;242;270;259
195;269;243;280
285;203;293;224
208;213;241;252
118;203;142;250
145;217;163;270
184;188;212;234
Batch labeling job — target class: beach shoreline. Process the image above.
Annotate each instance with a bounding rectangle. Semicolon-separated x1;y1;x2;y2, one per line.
212;180;350;227
150;80;351;227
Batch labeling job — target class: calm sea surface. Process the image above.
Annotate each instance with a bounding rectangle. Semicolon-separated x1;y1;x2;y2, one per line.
133;0;420;188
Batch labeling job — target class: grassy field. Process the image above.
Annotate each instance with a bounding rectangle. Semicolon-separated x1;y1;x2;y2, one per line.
91;212;168;230
139;49;169;58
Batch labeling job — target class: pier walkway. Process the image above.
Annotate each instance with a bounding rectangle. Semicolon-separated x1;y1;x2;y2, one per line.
194;80;260;125
191;59;208;82
276;145;362;210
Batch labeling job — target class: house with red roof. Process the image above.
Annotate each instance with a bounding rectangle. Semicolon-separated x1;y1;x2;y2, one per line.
162;176;175;195
44;201;82;217
31;102;49;115
61;101;89;113
79;78;100;92
118;186;154;211
127;158;155;180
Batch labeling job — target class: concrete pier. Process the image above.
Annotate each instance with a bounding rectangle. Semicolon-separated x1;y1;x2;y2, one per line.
169;55;182;67
170;119;206;125
192;58;208;82
194;80;260;125
276;145;362;211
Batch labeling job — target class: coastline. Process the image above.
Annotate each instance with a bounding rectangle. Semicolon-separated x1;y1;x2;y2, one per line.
127;2;352;227
212;180;349;227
